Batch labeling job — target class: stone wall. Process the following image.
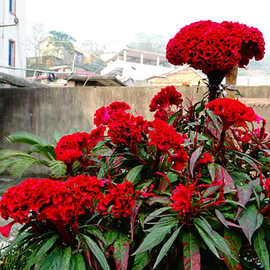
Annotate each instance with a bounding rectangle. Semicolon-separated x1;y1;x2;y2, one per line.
1;86;270;147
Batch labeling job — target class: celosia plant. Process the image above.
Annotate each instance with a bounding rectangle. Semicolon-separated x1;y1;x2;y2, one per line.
0;85;270;270
166;20;265;100
0;21;269;270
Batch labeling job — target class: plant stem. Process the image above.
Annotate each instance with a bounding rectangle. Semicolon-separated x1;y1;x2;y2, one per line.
207;70;226;101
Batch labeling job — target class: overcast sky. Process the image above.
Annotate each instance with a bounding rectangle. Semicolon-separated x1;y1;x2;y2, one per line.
26;0;270;54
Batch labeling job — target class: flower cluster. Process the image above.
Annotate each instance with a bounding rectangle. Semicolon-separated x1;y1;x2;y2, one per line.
55;126;105;167
170;177;225;221
94;101;131;127
108;111;149;151
98;181;135;218
149;119;188;170
0;176;104;236
166;20;265;74
206;98;257;129
150;85;183;121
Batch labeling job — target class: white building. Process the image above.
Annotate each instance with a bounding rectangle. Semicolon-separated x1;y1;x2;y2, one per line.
0;0;26;77
101;48;174;84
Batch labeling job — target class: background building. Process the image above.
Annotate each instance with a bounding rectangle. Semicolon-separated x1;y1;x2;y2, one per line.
0;0;26;77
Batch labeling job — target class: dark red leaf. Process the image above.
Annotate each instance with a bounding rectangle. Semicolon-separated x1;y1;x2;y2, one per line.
113;235;130;270
182;231;201;270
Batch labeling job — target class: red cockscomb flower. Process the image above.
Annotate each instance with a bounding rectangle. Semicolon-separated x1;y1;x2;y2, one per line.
97;181;135;218
94;101;131;127
149;119;188;170
206;98;257;129
0;175;104;236
55;126;105;167
166;20;265;75
108;111;149;151
150;85;183;112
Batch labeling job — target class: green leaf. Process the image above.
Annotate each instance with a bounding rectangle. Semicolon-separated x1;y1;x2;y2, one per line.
86;227;107;245
9;156;39;178
126;165;144;184
82;234;110;270
194;217;233;259
166;172;178;183
75;253;87;270
238;204;263;244
39;246;63;270
143;207;171;225
60;247;72;270
69;254;77;270
0;158;18;174
189;146;203;177
182;231;201;270
215;209;229;228
154;227;181;269
0;149;48;177
113;234;130;270
49;160;67;178
29;144;56;160
25;234;59;270
254;229;270;270
133;225;172;255
194;224;220;259
223;230;242;270
131;252;150;270
7;131;49;146
104;231;119;246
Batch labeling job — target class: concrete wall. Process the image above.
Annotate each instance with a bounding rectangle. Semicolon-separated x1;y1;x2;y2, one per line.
1;86;270;148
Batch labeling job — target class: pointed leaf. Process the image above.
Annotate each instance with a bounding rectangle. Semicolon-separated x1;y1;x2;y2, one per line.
60;247;72;270
215;209;229;228
75;253;87;270
235;185;252;219
131;252;150;270
154;227;181;269
238;205;263;244
7;131;49;146
86;227;107;245
25;234;59;270
130;201;142;241
254;229;270;270
39;246;63;270
82;234;110;270
113;234;130;270
194;217;233;259
208;164;235;193
104;231;119;246
182;231;201;270
194;224;220;259
143;207;171;225
223;230;242;270
9;157;39;178
49;160;67;178
189;146;203;177
126;165;144;184
133;225;173;255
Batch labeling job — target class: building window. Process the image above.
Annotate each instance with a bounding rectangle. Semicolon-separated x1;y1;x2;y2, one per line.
9;0;16;15
8;40;15;67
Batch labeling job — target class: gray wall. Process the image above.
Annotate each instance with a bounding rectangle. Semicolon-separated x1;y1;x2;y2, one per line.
1;86;270;147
